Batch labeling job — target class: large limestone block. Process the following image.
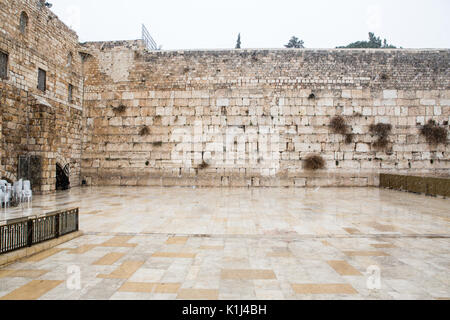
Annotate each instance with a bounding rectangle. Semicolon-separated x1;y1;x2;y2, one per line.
383;90;397;99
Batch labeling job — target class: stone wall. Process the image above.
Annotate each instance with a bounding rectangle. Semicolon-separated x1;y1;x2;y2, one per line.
0;0;83;193
1;1;449;190
81;42;449;187
0;82;28;181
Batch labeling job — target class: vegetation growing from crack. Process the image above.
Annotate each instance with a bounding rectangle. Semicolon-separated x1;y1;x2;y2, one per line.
152;141;163;147
112;104;126;115
330;116;354;144
420;120;448;145
198;161;210;170
304;155;325;171
380;73;389;81
139;126;150;136
370;123;392;149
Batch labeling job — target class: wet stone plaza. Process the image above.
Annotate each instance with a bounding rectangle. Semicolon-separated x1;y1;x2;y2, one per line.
0;187;449;300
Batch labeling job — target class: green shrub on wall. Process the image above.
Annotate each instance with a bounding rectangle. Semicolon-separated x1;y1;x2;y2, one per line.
303;155;325;171
420;120;448;145
330;116;353;144
370;123;392;149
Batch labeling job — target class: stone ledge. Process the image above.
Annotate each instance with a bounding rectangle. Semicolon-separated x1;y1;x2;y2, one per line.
88;173;380;188
0;231;83;267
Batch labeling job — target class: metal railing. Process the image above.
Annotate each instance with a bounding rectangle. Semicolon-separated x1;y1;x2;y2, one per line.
142;24;158;50
0;208;79;254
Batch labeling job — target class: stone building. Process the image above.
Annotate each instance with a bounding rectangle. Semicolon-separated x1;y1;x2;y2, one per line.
0;0;83;193
0;0;449;193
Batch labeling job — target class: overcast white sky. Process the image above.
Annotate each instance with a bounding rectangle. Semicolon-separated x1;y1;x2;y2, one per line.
51;0;450;49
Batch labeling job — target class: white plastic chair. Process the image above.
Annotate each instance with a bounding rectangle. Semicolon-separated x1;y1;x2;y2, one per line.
22;180;32;204
0;189;10;208
13;180;23;203
0;185;6;200
6;185;12;202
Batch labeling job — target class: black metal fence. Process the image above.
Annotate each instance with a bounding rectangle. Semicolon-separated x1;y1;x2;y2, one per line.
0;208;79;254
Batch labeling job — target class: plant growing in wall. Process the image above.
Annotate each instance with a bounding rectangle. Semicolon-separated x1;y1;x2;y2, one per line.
369;123;392;149
139;126;150;136
345;134;354;144
330;116;354;144
153;115;162;125
303;155;325;171
420;120;448;146
152;141;163;147
198;161;210;170
112;104;126;115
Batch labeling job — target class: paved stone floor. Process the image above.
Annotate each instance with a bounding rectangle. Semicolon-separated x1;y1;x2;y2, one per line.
0;187;449;300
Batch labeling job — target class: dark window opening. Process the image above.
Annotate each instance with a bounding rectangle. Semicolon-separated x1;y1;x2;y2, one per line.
19;12;28;34
68;84;73;103
38;68;46;92
0;51;7;79
56;163;70;191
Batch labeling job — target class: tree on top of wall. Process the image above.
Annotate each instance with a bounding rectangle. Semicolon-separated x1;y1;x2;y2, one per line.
236;33;241;49
337;32;398;48
285;36;305;48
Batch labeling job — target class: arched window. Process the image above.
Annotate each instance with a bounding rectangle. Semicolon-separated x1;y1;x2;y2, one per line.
19;11;28;34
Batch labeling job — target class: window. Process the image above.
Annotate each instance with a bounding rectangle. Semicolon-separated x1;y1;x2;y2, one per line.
19;12;28;34
37;68;46;92
68;84;73;102
67;52;73;67
0;51;8;79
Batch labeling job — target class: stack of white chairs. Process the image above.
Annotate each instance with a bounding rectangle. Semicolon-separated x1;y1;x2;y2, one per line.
0;180;11;208
0;179;33;207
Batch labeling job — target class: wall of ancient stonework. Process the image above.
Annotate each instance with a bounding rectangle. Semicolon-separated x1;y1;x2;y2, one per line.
0;1;449;190
0;0;84;193
80;41;449;187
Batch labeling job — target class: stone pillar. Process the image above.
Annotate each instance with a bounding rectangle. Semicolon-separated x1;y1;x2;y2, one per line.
28;99;57;194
